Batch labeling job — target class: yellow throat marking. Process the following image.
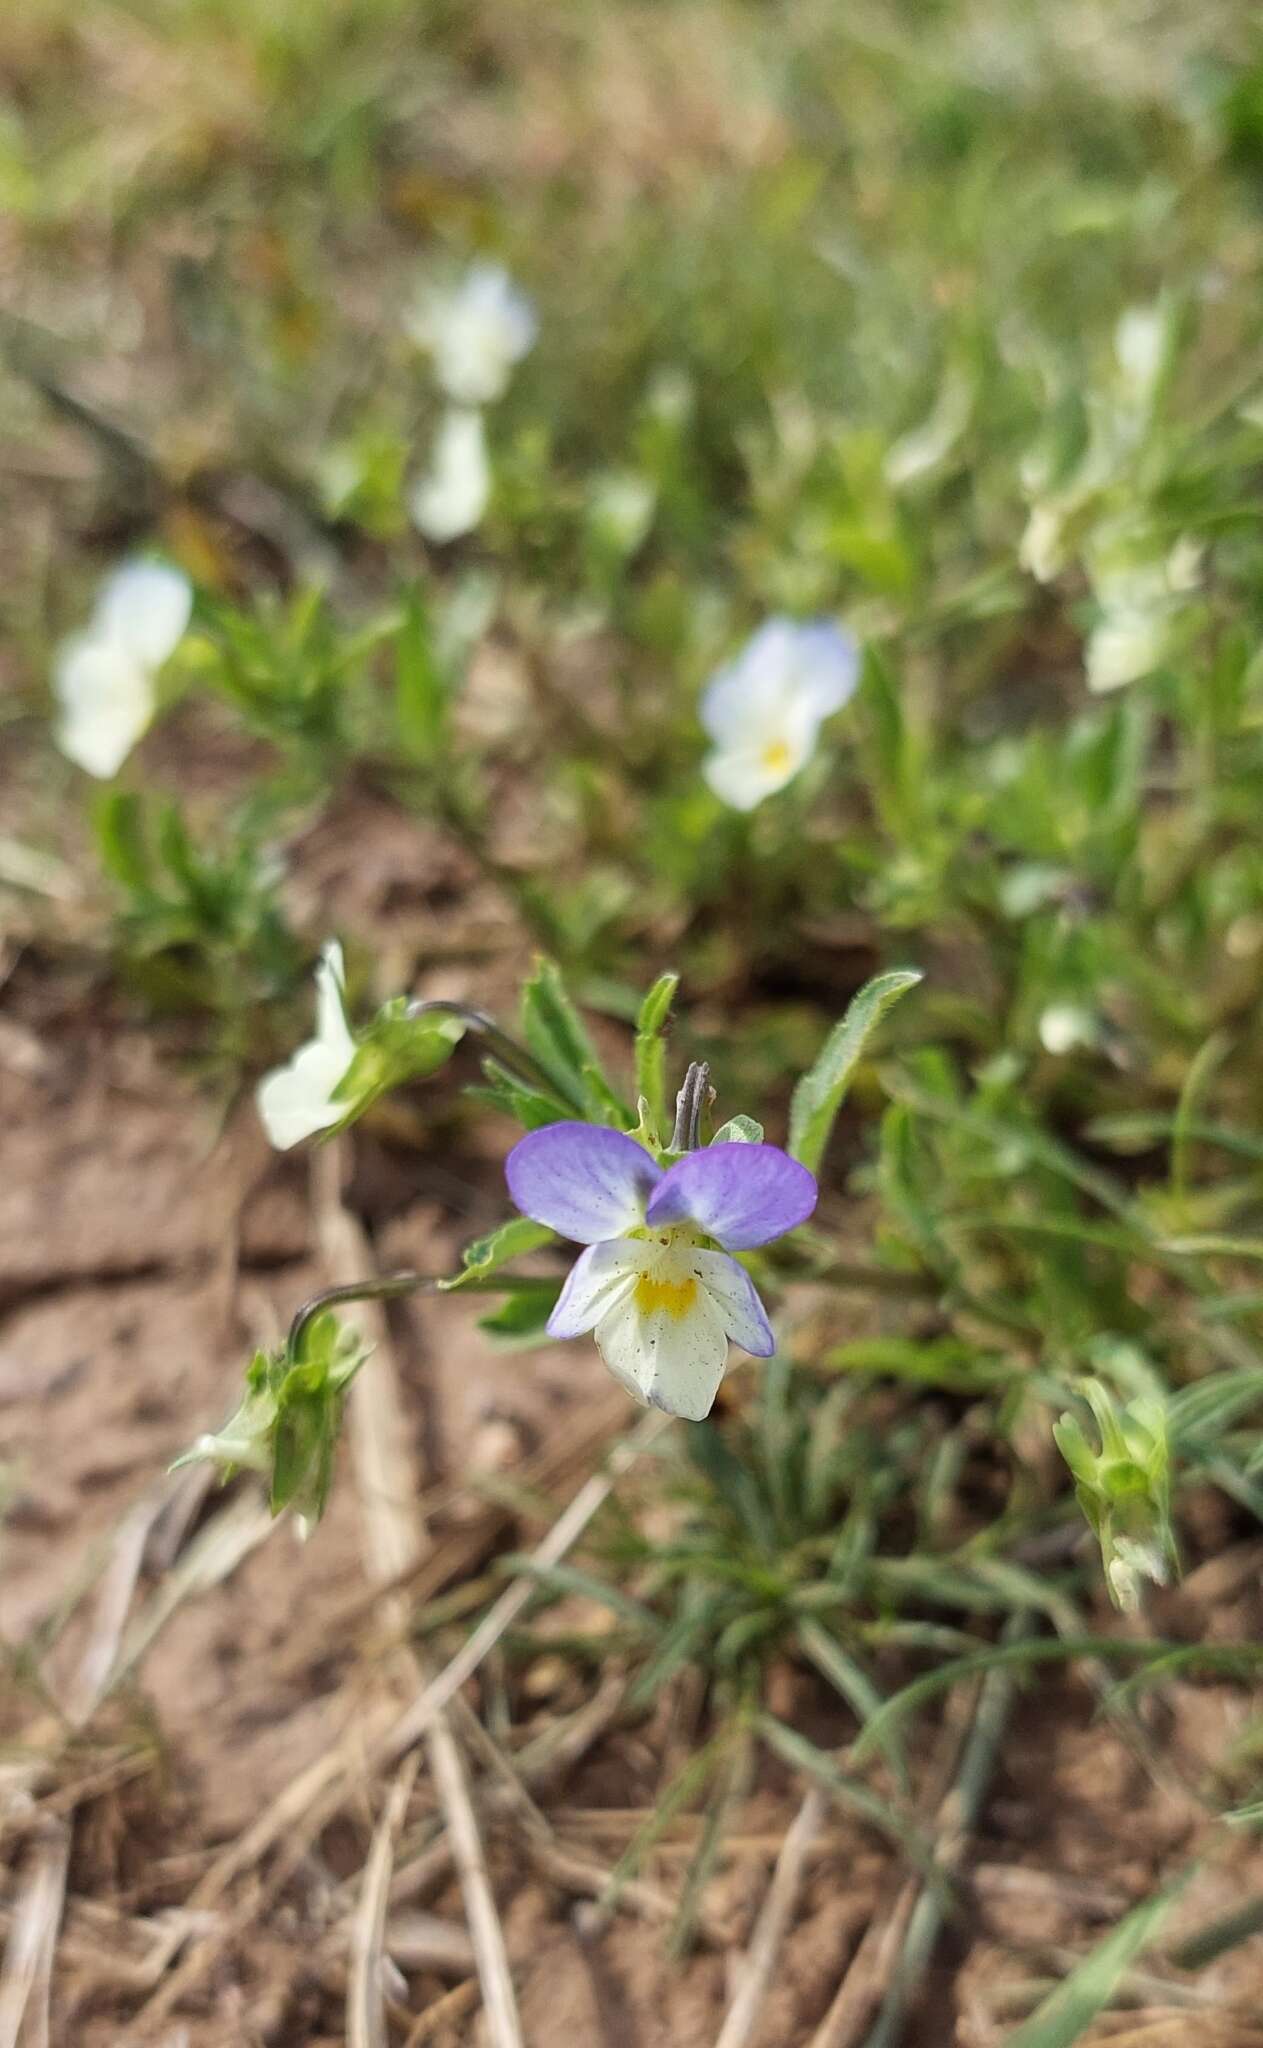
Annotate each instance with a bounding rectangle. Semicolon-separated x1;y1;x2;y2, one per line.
633;1271;699;1321
760;737;792;775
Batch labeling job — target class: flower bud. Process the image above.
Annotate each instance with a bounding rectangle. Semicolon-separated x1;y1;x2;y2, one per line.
1054;1377;1176;1611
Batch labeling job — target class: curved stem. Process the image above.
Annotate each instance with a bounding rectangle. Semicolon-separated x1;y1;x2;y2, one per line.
286;1267;550;1358
288;1270;442;1357
405;999;561;1100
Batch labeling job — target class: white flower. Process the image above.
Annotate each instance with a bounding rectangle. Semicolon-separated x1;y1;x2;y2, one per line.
587;471;656;557
1038;1003;1097;1055
1084;539;1201;695
405;262;536;406
884;368;972;487
1086;607;1170;694
257;943;357;1150
53;559;192;778
1019;501;1070;585
409;408;491;543
1114;304;1166;409
700;619;859;812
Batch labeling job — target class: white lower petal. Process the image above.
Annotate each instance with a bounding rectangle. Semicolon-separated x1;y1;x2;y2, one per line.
703;734;809;811
256;1040;352;1150
410;408;490;542
53;636;154;778
548;1239;644;1338
594;1268;729;1421
1086;610;1166;694
693;1251;774;1356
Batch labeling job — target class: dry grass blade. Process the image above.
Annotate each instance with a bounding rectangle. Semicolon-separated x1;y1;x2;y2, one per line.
110;1487;274;1693
403;1977;480;2046
385;1408;667;1762
134;1703;400;2028
531;1841;731;1942
314;1144;524;2048
0;1825;70;2048
348;1764;415;2048
715;1787;825;2048
60;1482;177;1726
856;1626;1027;2048
808;1645;1018;2048
806;1879;920;2048
381;1912;476;1976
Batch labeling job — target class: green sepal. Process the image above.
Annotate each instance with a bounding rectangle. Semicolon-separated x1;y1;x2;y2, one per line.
633;972;680;1147
326;1001;465;1131
1054;1378;1176;1610
172;1309;371;1526
711;1115;763;1145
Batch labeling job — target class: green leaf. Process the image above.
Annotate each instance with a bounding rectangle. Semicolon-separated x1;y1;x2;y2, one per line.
580;1060;636;1130
477;1281;562;1347
795;1618;906;1785
467;1060;576;1130
826;1336;1004;1392
789;969;923;1175
634;972;679;1141
439;1215;557;1291
520;956;602;1111
155;802;201;899
520;957;628;1120
94;791;152;893
1004;1879;1186;2048
862;642;919;833
395;587;447;759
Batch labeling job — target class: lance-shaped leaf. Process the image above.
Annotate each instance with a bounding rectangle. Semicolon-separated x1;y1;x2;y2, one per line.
789;969;922;1176
439;1214;557;1291
520;957;630;1123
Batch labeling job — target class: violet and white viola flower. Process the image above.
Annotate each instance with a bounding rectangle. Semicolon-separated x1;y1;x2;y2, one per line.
700;618;859;812
257;942;356;1150
410;406;491;544
506;1123;817;1420
406;262;537;406
53;558;193;779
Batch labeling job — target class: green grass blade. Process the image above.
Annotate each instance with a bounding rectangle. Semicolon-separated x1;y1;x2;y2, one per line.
1003;1877;1187;2048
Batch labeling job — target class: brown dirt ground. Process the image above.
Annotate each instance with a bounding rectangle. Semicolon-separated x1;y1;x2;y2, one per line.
3;764;1263;2047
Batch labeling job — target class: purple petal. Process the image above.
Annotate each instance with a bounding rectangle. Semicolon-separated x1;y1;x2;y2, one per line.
646;1143;817;1250
506;1122;661;1244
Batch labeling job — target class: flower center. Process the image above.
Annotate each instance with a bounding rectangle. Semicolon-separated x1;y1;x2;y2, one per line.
627;1224;705;1321
759;737;793;775
633;1269;699;1320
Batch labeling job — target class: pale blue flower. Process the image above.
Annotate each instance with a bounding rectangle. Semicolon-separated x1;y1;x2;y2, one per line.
700;619;859;811
507;1123;817;1419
